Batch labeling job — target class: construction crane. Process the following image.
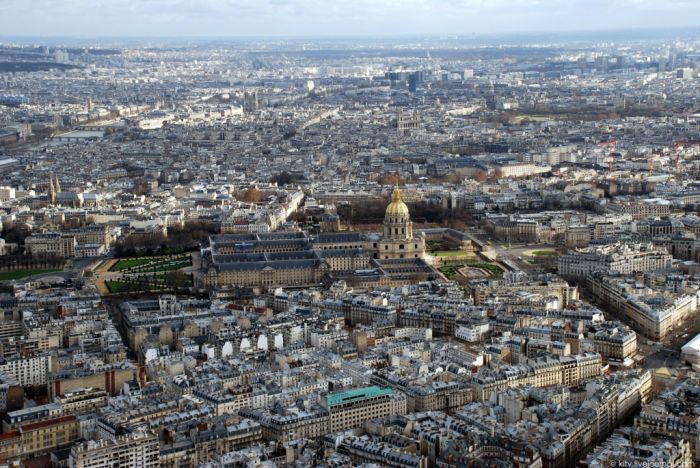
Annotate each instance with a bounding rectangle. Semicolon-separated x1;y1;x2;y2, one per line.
598;139;617;175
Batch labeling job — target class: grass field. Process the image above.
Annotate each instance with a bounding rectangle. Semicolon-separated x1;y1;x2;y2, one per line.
433;250;469;257
0;269;61;281
105;281;131;293
106;280;162;293
531;249;559;257
109;258;154;271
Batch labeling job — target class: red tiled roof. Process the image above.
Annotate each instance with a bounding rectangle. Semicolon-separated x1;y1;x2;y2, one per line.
0;430;19;441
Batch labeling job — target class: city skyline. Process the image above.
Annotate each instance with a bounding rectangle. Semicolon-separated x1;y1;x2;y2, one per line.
1;0;700;38
2;3;700;466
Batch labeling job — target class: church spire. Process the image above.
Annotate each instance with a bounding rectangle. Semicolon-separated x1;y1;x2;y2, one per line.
48;173;55;205
392;174;402;202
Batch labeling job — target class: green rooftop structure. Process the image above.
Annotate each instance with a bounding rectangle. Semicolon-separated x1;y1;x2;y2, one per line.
325;386;393;407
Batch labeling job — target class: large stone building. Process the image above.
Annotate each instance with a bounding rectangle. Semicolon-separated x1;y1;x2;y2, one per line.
0;415;80;461
25;225;111;259
376;183;426;260
321;386;407;433
586;272;699;341
203;183;430;289
558;242;673;280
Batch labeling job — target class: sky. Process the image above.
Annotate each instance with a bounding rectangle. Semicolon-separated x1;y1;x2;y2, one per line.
0;0;699;38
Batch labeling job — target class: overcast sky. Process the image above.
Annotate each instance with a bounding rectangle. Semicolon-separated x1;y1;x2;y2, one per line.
0;0;699;38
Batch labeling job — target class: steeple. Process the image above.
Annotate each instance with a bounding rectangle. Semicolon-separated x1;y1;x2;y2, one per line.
392;175;402;203
385;176;409;219
49;172;56;205
53;173;61;193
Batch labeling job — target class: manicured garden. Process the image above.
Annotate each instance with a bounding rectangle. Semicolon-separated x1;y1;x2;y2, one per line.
439;261;503;279
106;272;193;293
433;250;469;257
530;249;559;257
109;258;154;271
109;254;192;273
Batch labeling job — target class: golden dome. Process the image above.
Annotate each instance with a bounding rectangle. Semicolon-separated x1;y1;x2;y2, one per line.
386;182;410;217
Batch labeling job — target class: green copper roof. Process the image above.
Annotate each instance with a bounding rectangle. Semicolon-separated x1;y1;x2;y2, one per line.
325;386;393;407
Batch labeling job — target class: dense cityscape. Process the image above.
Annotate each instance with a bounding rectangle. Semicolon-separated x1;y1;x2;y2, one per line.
1;24;700;468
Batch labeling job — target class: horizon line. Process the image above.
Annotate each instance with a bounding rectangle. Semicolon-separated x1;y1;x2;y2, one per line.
1;25;699;43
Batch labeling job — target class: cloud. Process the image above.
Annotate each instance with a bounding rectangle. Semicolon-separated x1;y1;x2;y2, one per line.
0;0;698;37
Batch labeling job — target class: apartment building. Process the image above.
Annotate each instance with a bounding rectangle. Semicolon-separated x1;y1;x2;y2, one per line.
322;386;407;433
25;231;77;258
607;199;672;220
586;273;699;341
470;353;602;402
68;431;160;468
593;326;637;364
55;387;109;415
468;275;578;307
0;354;52;387
0;415;80;461
558;242;672;280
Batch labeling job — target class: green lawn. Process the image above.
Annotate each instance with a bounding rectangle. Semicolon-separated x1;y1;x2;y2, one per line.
531;249;559;257
106;272;193;294
106;280;161;293
433;250;469;257
105;280;129;293
110;255;191;272
133;258;192;273
0;269;61;281
110;258;155;271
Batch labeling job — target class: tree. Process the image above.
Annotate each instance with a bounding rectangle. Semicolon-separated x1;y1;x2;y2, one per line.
1;223;31;245
165;271;190;292
133;179;151;196
378;174;408;186
236;187;263;203
474;170;488;183
270;171;304;186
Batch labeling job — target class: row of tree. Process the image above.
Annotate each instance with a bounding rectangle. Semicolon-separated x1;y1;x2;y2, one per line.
113;221;218;257
336;200;473;230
